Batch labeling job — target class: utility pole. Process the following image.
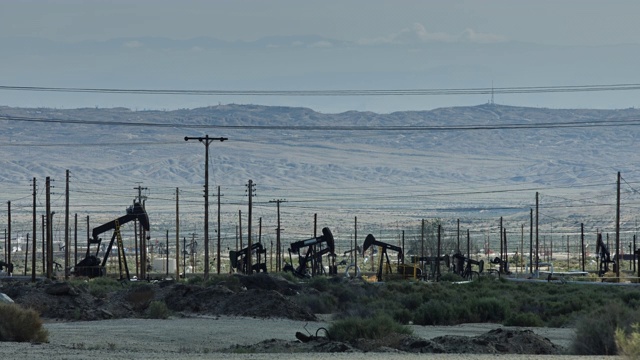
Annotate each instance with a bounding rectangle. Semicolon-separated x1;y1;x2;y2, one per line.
74;214;77;268
46;176;53;278
616;171;621;279
32;177;37;281
65;170;70;279
176;187;180;281
457;219;460;253
270;199;286;271
184;134;227;280
354;216;358;271
529;209;533;274
246;179;255;274
536;191;540;276
134;184;147;279
217;186;222;274
7;201;11;276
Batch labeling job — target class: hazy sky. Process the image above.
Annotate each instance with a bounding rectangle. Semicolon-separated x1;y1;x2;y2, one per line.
1;0;640;112
2;0;638;45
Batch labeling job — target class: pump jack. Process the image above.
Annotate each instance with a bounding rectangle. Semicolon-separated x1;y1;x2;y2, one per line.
284;227;336;278
230;242;267;274
410;255;450;280
73;202;150;279
362;234;413;281
596;232;616;276
452;252;484;280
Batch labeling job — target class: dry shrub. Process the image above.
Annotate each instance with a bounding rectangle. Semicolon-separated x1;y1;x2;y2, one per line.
0;303;48;343
616;323;640;359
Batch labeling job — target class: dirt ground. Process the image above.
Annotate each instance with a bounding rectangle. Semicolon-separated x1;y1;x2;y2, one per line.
0;273;619;359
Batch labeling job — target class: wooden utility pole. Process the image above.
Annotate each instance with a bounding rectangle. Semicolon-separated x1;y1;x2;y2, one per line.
270;199;286;271
581;223;585;271
65;170;70;279
529;209;533;274
354;216;358;271
184;135;227;281
32;177;36;281
457;219;460;253
521;223;524;274
134;184;147;279
7;201;11;276
536;191;540;275
467;229;470;259
436;224;441;280
24;234;29;276
46;176;53;278
246;179;255;274
217;186;221;274
238;210;243;250
616;171;621;279
176;187;180;280
421;219;425;264
499;217;503;268
74;214;77;267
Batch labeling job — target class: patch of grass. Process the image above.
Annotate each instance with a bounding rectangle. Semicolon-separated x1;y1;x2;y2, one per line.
75;277;122;298
0;303;49;343
328;313;412;342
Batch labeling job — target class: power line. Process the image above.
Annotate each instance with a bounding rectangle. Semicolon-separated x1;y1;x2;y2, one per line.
2;83;640;96
3;114;640;131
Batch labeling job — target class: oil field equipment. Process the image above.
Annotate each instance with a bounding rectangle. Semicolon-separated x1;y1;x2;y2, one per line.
596;232;616;276
230;242;267;274
284;227;336;278
73;202;150;279
361;234;418;281
452;252;484;280
411;254;450;280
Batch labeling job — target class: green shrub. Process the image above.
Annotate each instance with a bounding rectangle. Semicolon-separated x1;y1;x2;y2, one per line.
571;301;640;355
414;299;454;325
328;313;412;342
468;297;508;323
146;300;170;319
0;303;48;343
504;312;544;327
439;272;464;282
295;292;337;314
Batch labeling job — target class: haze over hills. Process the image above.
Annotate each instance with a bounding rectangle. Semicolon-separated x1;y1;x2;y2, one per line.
1;34;639;112
0;103;639;252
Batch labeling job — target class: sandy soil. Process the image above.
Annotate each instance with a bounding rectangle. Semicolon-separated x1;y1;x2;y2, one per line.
0;316;620;360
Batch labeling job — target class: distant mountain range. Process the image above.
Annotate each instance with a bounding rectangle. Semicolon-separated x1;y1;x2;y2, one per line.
0;103;638;242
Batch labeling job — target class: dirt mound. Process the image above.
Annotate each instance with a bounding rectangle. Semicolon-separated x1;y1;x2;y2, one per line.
229;328;562;354
0;275;315;322
160;283;315;320
426;327;562;354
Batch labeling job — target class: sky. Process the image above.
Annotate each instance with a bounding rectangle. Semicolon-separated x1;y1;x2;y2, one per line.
3;0;639;45
1;0;640;112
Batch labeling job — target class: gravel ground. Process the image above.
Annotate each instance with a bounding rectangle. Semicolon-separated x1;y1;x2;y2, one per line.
0;316;622;360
